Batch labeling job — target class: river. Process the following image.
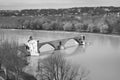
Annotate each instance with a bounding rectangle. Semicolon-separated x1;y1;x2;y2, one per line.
0;29;120;80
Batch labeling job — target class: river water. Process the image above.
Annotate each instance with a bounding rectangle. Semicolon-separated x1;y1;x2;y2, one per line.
0;29;120;80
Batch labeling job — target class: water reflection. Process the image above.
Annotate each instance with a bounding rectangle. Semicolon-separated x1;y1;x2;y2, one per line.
67;34;120;80
63;45;87;57
108;36;120;49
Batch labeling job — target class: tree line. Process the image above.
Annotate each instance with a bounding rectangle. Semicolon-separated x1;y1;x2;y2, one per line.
0;6;120;16
15;14;120;34
0;12;120;34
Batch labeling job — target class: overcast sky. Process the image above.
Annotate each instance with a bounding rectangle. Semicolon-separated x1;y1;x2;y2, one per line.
0;0;120;10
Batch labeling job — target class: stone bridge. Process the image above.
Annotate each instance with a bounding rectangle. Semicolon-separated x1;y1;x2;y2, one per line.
37;35;85;53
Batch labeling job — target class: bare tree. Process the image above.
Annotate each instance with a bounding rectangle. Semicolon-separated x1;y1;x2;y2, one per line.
0;41;28;80
36;53;89;80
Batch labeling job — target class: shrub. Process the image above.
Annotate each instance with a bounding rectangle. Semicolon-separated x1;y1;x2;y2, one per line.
42;22;51;30
92;26;100;33
0;41;28;80
74;23;84;32
63;22;74;31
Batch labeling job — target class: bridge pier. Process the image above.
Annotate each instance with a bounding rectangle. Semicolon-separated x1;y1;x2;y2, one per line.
37;40;40;53
57;41;65;50
83;35;85;40
78;38;85;45
73;36;85;45
79;40;84;45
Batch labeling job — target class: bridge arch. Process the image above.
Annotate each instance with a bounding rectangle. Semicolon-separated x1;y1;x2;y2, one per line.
64;38;79;48
38;43;55;52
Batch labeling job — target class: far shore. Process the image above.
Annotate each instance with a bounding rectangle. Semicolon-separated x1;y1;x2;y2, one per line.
1;28;120;38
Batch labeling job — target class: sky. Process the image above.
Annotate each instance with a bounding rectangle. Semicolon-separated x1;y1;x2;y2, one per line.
0;0;120;10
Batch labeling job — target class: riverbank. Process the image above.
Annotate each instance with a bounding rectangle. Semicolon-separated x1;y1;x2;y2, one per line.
1;28;120;38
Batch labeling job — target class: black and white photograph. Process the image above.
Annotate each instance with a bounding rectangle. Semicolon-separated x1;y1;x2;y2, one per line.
0;0;120;80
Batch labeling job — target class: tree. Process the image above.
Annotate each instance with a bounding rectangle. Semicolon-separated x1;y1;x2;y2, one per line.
97;22;109;33
49;21;64;30
105;15;118;33
31;19;43;30
63;22;74;31
17;19;25;29
0;41;28;80
42;22;51;30
82;24;88;31
87;23;95;32
36;53;89;80
74;23;84;32
49;21;58;30
23;20;30;29
112;18;120;34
